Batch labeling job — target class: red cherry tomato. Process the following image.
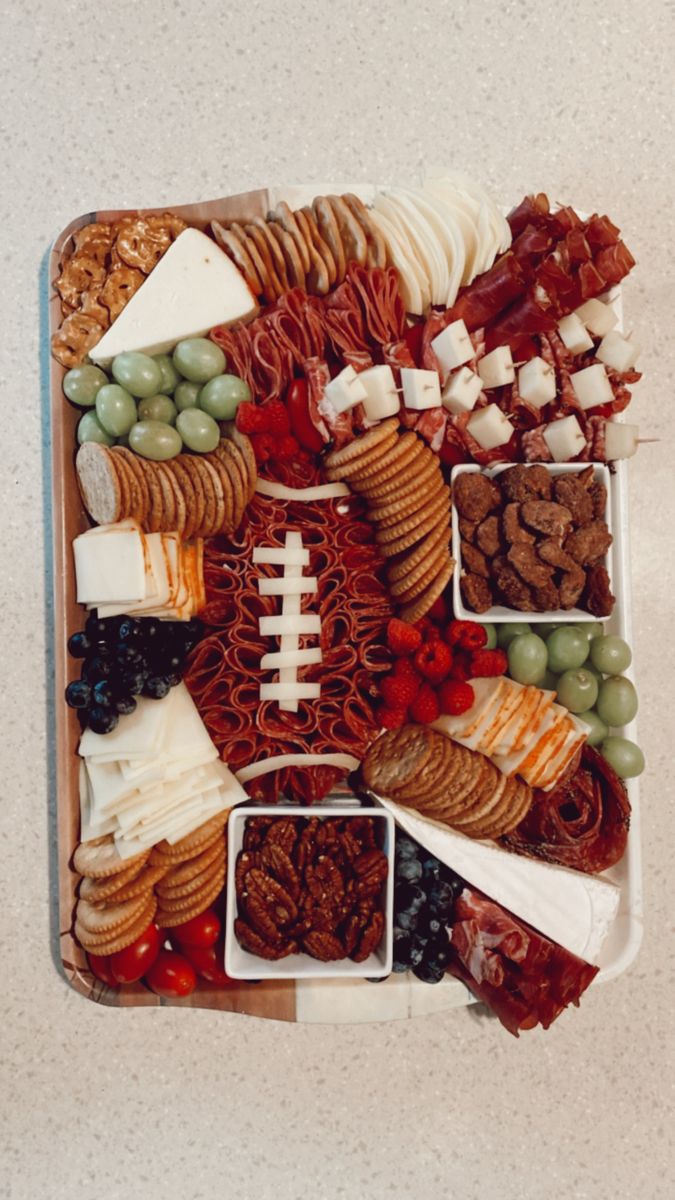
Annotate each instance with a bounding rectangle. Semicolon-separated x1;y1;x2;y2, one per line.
178;940;233;986
286;379;324;453
88;953;118;987
145;950;197;998
109;923;161;984
172;908;221;949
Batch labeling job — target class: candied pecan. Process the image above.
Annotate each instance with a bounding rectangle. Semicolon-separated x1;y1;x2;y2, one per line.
532;580;561;611
245;868;298;925
559;564;587;610
564;520;612;566
577;465;595;488
234;918;298;960
537;538;577;571
315;819;341;851
526;465;554;499
507;543;554;589
458;517;478;544
265;818;300;854
553;476;593;526
460;572;493;614
342;912;366;955
235;850;259;893
353;849;388;896
453;473;500;522
244;893;286;944
293;817;320;872
260;843;301;901
499;464;544;503
493;561;534;610
476;515;501;557
351;911;386;963
302;931;346;962
521;500;573;538
583;564;615;617
461;539;490;578
338;827;362;863
305;857;345;904
348;816;377;848
502;502;535;545
589;481;608;519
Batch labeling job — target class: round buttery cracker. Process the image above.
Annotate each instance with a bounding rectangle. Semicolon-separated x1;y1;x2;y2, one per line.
73;838;149;880
397;556;455;621
363;452;438;501
386;518;450;581
376;487;450;544
75;897;157;955
325;419;400;470
77;893;150;935
369;477;444;528
156;838;225;888
153;812;229;861
156;869;226;927
362;726;436;796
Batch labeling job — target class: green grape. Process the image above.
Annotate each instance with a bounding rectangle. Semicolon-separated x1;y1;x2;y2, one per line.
95;384;138;437
596;676;638;727
540;668;559;692
579;709;609;748
590;635;632;675
138;394;178;425
153;353;182;394
507;633;548;685
111;352;162;399
174;381;202;411
63;364;108;408
173;338;226;383
481;623;497;650
129;420;182;461
198;373;251;420
600;736;645;779
176;408;220;453
555;668;599;714
546;626;589;673
496;622;532;648
536;622;563;638
582;661;604;683
575;622;604;643
76;411;114;446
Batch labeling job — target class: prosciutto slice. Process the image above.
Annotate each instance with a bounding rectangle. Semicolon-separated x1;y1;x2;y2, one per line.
450;253;527;330
448;888;599;1035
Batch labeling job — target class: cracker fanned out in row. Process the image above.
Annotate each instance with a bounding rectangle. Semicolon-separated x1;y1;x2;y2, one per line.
362;725;534;841
324;422;455;621
75;433;257;535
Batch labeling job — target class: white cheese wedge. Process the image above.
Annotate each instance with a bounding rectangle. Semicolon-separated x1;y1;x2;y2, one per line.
604;421;639;461
431;319;474;375
89;229;258;365
358;364;400;421
570;362;614;411
575;298;618;337
74;526;145;605
441;366;482;415
252;545;311;567
557;312;594;355
477;346;515;389
542;414;586;461
379;799;619;964
401;367;442;411
257;576;318;597
324;365;368;414
517;355;557;409
466;404;513;450
596;330;640;373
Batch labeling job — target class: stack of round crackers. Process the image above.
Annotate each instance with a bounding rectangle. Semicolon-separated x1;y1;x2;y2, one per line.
212;193;386;301
324;420;455;621
150;812;228;928
362;725;534;840
76;431;256;536
73;838;163;955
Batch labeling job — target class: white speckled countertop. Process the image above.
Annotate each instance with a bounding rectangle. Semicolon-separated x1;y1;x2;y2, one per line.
2;1;674;1196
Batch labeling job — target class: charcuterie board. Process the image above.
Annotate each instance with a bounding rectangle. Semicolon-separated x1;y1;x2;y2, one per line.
49;180;643;1031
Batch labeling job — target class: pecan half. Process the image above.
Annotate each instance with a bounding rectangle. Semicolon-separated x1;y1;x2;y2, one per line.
265;818;300;855
244;868;298;925
234;919;298;960
244;892;285;944
260;843;301;901
351;911;385;963
302;931;346;962
235;850;259;894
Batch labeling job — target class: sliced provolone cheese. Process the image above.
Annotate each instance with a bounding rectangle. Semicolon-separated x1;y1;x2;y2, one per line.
74;527;146;605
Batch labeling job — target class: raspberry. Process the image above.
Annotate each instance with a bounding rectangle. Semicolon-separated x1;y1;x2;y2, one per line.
427;595;449;624
414;640;453;684
386;618;422;656
276;434;300;460
448;650;472;682
260;399;291;437
438;680;475;716
414;616;440;642
236;401;266;434
470;648;508;677
250;433;276;463
409;683;440;724
381;673;418;709
377;704;407;730
446;619;488;650
393;657;422;689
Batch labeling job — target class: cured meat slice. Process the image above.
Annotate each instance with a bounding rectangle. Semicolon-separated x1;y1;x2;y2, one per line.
484;290;557;353
449;253;527;330
447;886;599;1035
507;193;550;237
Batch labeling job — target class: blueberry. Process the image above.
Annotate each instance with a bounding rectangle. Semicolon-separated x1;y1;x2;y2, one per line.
115;693;137;716
182;617;204;651
365;975;390;983
396;908;419;933
428;880;457;920
395;856;423;883
421;855;441;884
392;928;412;971
142;619;162;643
408;934;427;968
92;680;117;708
67;631;91;659
165;672;182;688
118;618;140;642
65;680;91;709
88;705;119;734
117;669;147;696
395;836;419;861
85;614;110;641
439;864;465;894
416;911;442;938
115;642;144;668
425;933;452;970
412;960;445;985
83;654;114;682
143;675;171;700
394;883;426;915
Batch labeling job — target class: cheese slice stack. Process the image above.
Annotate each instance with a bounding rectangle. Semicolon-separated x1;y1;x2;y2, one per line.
79;683;245;856
73;519;205;620
432;676;587;792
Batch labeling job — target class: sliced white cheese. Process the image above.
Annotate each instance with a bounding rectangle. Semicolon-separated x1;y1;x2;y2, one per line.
89;228;258;366
257;576;318;597
236;752;360;783
254;479;349;502
441;366;482;415
252;544;311;567
604;421;639;461
259;682;322;702
259;647;323;669
258;614;322;636
380;799;619;963
74;526;146;606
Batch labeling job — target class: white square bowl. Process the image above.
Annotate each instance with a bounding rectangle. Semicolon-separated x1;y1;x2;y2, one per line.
225;805;394;981
451;461;613;624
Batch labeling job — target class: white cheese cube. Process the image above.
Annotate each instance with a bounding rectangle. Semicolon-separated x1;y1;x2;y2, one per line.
467;404;513;451
575;298;618;337
430;319;474;375
477;346;515;389
596;330;640;373
557;313;594;355
517;356;556;409
358;364;400;421
323;365;368;414
604;421;639;461
441;366;483;415
570;363;614;411
74;528;146;605
401;367;442;411
542;415;586;462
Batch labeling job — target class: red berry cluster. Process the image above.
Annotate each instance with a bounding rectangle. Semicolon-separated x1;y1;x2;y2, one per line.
376;601;507;730
236;400;300;464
